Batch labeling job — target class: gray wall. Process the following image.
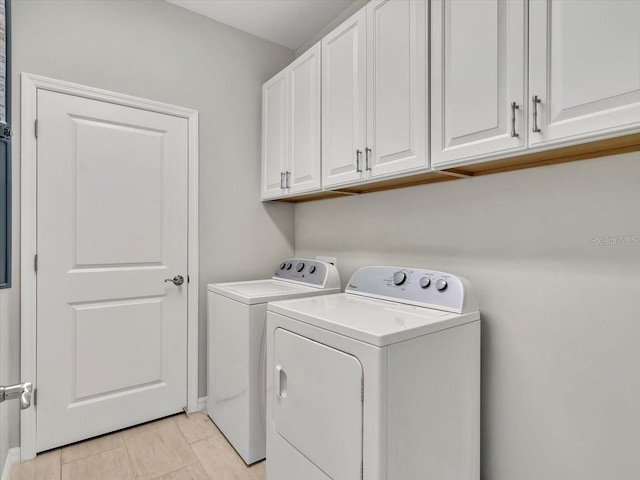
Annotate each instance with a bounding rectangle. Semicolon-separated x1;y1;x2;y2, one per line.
1;0;295;458
295;152;640;480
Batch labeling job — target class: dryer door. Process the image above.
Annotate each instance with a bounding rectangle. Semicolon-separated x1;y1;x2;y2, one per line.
273;328;363;480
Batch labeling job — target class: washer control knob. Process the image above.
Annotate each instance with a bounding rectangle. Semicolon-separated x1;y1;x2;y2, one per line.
309;265;316;274
419;277;431;289
435;278;448;291
296;262;305;272
393;271;407;286
279;263;286;270
286;263;293;270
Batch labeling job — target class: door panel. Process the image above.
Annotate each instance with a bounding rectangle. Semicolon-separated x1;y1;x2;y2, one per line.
367;0;427;177
529;0;640;145
431;0;526;166
262;71;288;199
74;118;163;265
322;9;366;188
273;328;363;480
36;89;188;451
73;298;163;399
289;43;322;195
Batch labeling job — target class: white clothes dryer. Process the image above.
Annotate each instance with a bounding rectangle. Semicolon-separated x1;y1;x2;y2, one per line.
207;259;340;465
266;266;480;480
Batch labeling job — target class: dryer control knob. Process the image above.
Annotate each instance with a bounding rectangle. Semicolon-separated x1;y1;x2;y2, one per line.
296;262;305;272
286;263;293;270
309;265;317;274
393;271;407;286
279;263;286;270
419;277;431;289
436;278;448;291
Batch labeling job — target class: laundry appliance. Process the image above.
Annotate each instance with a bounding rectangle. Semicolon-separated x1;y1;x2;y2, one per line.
266;266;480;479
207;258;340;464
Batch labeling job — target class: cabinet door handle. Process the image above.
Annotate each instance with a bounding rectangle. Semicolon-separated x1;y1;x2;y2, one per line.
365;147;372;171
510;102;520;137
532;95;542;133
280;172;285;189
285;171;291;189
356;150;363;173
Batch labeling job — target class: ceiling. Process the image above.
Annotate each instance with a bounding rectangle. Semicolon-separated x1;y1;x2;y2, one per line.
167;0;357;50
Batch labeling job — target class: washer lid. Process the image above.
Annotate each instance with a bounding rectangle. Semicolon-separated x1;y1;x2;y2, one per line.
268;294;479;346
208;279;339;305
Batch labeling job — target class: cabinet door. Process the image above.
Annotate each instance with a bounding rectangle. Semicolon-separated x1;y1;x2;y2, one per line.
261;70;288;200
366;0;428;178
322;9;367;188
288;43;322;195
273;329;363;480
431;0;526;167
529;0;640;147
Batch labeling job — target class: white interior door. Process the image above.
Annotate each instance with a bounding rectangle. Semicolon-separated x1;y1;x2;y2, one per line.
273;329;363;480
36;89;189;451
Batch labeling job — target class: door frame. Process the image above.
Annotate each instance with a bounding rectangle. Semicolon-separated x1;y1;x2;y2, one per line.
19;73;199;460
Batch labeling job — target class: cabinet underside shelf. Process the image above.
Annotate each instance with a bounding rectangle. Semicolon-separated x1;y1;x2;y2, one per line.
274;132;640;203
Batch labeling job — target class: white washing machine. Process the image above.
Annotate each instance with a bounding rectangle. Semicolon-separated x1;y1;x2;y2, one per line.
266;266;480;480
207;258;340;465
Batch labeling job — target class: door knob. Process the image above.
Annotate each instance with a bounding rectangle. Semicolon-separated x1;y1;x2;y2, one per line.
21;383;33;410
0;382;33;409
164;275;185;286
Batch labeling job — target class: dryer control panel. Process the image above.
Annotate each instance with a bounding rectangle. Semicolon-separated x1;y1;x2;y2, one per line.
273;258;339;289
345;266;478;314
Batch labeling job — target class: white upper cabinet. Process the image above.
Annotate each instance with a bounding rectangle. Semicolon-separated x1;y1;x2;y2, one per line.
529;0;640;147
261;70;288;200
323;1;428;188
265;0;640;201
367;0;428;178
322;9;367;188
262;44;321;200
431;0;526;167
288;44;322;194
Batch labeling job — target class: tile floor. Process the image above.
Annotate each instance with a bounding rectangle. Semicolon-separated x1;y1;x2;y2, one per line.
10;412;266;480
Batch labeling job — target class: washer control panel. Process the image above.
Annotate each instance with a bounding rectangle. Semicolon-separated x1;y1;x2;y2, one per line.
345;266;477;313
273;258;329;287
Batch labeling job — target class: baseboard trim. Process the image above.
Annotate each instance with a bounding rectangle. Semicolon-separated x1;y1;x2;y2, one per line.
1;447;21;480
197;396;207;412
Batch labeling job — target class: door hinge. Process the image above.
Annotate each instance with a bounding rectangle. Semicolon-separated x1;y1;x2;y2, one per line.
34;254;38;272
0;382;33;409
34;119;38;138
